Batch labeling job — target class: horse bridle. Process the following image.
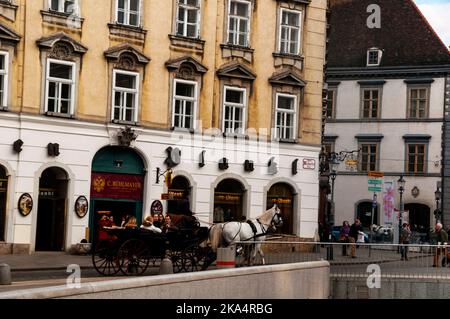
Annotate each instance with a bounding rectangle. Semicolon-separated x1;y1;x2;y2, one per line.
256;208;283;235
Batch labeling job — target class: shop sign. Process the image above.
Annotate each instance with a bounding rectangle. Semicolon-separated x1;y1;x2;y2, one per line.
215;194;241;202
91;173;144;200
168;190;184;199
302;158;316;170
271;198;292;205
151;200;163;215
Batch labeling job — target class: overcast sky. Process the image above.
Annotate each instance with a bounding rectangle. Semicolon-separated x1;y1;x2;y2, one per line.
414;0;450;48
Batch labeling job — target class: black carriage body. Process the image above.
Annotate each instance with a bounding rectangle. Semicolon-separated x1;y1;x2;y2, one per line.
92;225;211;276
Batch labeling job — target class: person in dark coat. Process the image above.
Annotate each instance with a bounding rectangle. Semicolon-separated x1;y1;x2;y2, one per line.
348;219;363;258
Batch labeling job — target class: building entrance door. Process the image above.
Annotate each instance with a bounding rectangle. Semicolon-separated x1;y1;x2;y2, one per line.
36;167;68;251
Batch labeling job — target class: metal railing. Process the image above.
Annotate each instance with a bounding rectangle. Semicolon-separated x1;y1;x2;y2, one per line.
231;241;450;279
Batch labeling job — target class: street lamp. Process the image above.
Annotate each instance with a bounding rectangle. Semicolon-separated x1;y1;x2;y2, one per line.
435;187;442;224
397;175;406;246
327;158;339;260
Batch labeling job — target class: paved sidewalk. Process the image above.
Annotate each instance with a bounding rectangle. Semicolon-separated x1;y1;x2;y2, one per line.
0;253;92;271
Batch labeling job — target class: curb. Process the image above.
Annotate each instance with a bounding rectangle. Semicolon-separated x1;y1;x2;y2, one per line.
11;266;95;272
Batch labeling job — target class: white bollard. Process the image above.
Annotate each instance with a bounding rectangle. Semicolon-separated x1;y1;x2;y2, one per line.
0;264;12;285
159;258;174;275
217;246;236;269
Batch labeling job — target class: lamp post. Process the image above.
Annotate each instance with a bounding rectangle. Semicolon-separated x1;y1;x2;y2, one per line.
435;187;442;224
397;175;406;247
327;158;338;261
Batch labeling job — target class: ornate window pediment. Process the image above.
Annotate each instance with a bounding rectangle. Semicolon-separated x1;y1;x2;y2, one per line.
0;23;21;44
36;32;87;59
104;44;150;71
165;56;207;80
269;69;306;87
216;61;256;81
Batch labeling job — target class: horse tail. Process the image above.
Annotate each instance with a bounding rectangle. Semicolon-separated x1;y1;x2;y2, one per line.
208;224;223;253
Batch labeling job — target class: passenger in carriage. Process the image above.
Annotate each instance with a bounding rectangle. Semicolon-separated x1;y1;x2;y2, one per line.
153;213;163;228
162;214;178;234
141;215;162;233
98;215;112;241
124;216;138;229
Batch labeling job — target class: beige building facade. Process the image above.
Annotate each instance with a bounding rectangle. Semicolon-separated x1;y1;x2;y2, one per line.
0;0;326;253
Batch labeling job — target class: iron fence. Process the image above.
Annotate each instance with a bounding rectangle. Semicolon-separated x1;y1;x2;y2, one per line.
231;241;450;279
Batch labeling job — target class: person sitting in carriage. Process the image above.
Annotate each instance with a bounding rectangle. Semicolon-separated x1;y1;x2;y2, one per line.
140;215;162;233
162;214;178;234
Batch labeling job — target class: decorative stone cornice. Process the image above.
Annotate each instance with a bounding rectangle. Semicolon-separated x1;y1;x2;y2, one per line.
269;69;306;87
36;32;87;54
216;61;256;81
0;22;21;43
165;56;208;74
104;43;150;65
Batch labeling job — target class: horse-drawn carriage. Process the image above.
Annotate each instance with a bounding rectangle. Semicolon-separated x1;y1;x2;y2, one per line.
91;216;214;276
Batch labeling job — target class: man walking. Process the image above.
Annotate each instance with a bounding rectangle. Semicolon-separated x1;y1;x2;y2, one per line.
348;219;363;258
400;223;411;261
433;223;448;267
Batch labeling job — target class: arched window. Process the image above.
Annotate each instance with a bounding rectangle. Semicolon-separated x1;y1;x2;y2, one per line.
267;183;295;234
214;179;246;222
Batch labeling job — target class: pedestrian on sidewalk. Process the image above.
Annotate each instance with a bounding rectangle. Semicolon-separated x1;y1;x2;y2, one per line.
348;219;363;258
433;223;448;267
400;223;411;261
339;221;350;256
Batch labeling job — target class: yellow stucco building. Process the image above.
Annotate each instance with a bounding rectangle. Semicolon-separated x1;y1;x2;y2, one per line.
0;0;326;253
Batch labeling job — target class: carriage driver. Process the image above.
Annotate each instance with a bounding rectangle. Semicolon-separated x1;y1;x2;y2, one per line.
141;215;162;233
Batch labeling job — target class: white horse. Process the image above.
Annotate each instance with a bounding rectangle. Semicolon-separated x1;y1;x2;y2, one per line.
208;205;283;266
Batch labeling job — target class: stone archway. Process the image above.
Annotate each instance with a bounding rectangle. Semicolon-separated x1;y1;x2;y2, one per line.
35;167;69;251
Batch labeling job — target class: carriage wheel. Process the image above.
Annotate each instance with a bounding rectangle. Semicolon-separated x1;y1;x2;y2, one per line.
92;240;120;276
168;250;184;273
190;246;212;271
182;250;198;272
117;239;150;276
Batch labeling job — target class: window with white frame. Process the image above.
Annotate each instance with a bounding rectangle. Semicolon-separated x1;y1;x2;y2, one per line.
172;79;198;129
274;94;297;140
116;0;141;27
49;0;79;15
176;0;201;38
223;86;246;134
367;49;382;66
45;59;76;116
279;9;301;55
227;0;250;47
112;70;139;123
0;52;9;108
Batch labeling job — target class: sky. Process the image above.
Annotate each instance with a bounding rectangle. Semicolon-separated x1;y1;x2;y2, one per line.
414;0;450;48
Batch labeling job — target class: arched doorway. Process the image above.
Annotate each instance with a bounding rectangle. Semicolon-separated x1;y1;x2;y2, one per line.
405;203;430;233
0;166;7;242
36;167;68;251
167;175;192;214
214;179;245;222
356;201;378;230
266;183;295;234
90;146;146;242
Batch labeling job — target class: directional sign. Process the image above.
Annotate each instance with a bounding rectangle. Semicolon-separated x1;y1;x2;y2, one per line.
368;171;384;178
368;186;383;192
368;179;383;185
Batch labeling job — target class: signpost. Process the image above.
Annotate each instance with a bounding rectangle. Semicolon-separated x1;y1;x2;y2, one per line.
367;172;384;257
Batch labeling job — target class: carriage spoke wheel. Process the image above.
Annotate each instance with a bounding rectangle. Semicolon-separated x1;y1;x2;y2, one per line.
183;249;198;272
118;239;150;276
169;251;184;273
92;240;120;276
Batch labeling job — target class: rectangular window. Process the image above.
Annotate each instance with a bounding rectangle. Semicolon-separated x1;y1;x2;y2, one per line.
367;49;382;66
362;88;380;119
324;143;334;156
112;70;139;123
172;79;198;130
279;9;301;55
176;0;200;38
117;0;141;27
407;144;426;173
360;143;378;172
49;0;79;15
326;89;336;119
0;52;9;108
223;86;246;134
408;87;429;119
45;59;76;116
227;0;250;47
275;93;297;140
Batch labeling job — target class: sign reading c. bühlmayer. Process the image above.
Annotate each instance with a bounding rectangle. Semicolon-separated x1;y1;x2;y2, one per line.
91;173;144;200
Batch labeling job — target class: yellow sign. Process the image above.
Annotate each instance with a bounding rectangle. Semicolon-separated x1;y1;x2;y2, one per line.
161;193;171;200
271;198;292;205
368;171;384;178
